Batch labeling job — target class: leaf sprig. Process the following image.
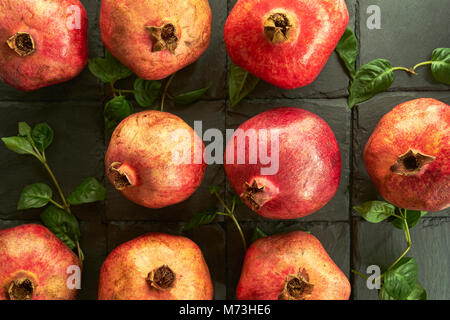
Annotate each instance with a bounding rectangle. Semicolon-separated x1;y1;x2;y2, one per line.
2;122;106;263
184;185;248;251
335;28;450;108
353;200;428;300
88;50;212;134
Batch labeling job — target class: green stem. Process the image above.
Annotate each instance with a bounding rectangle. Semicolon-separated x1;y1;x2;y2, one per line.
40;156;84;264
386;210;412;272
42;162;69;210
213;191;247;251
392;66;415;74
352;269;369;280
161;73;176;112
49;199;64;210
413;61;432;71
229;212;247;251
116;89;135;94
110;81;117;97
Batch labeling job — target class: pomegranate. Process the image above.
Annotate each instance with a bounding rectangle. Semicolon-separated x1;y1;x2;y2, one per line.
100;0;211;80
105;110;206;209
237;231;350;300
225;107;341;219
0;224;81;300
364;98;450;212
98;232;213;300
0;0;88;91
224;0;349;89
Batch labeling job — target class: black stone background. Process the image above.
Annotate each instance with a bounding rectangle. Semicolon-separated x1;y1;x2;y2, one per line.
0;0;449;300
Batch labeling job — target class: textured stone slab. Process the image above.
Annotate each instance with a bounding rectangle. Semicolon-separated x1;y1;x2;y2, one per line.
358;0;450;91
106;221;226;300
352;91;450;217
0;0;104;101
104;100;226;221
226;221;350;299
0;100;105;221
77;220;107;300
352;217;450;300
225;98;351;222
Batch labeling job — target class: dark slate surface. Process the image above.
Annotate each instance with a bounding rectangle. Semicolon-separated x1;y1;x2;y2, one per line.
0;0;449;300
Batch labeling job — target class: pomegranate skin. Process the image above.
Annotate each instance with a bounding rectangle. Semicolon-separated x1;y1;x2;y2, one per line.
237;231;350;300
100;0;211;80
225;107;341;219
364;98;450;212
0;0;88;91
98;232;213;300
0;224;81;300
105;110;207;209
224;0;349;89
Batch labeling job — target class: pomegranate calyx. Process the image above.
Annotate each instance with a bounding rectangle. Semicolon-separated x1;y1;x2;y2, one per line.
6;32;36;57
240;180;266;211
146;265;176;291
278;268;314;300
390;149;436;176
8;277;35;300
146;23;179;54
109;162;132;190
264;13;293;44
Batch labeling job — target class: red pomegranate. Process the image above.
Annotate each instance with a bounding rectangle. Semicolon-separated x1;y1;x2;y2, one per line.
224;0;349;89
364;98;450;212
98;232;213;300
225;107;341;219
0;224;81;300
0;0;88;91
100;0;211;80
105;110;206;209
237;231;350;300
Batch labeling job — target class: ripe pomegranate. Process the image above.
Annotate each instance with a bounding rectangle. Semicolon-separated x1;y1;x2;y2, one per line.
0;0;88;91
100;0;211;80
364;98;450;212
98;232;213;300
237;231;350;300
224;0;349;89
225;107;341;219
105;110;206;209
0;224;81;300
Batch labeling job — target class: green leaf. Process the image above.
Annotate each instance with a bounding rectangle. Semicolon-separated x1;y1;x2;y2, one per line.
31;123;53;153
88;51;133;83
384;257;418;299
183;209;217;231
430;48;450;85
391;210;427;230
348;59;394;108
229;64;260;108
251;226;268;243
172;82;213;105
379;287;396;300
18;122;32;138
353;201;395;223
104;96;133;133
1;136;39;158
17;183;53;210
40;206;81;250
134;78;162;107
406;282;427;300
67;178;106;205
335;27;358;77
208;185;221;195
